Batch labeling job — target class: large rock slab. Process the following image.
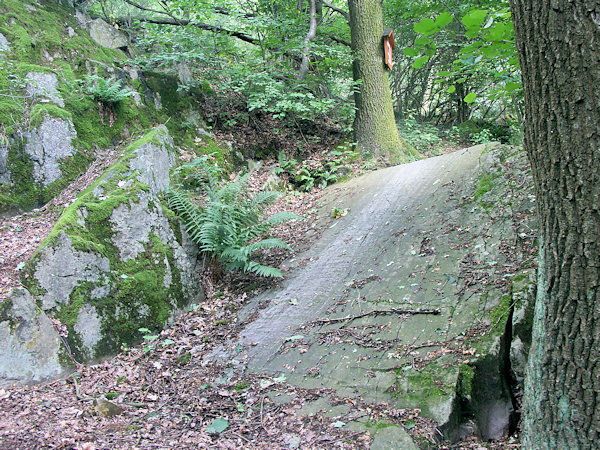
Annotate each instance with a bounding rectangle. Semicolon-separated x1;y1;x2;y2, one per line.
0;126;202;385
219;144;536;443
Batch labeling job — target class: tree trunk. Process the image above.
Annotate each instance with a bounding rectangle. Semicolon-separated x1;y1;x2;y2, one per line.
347;0;416;162
298;0;317;80
509;0;600;447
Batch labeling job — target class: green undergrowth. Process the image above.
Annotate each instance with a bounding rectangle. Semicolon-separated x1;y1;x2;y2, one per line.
0;0;223;214
0;0;124;65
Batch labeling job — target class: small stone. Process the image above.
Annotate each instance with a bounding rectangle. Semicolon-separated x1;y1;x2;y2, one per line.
94;399;123;417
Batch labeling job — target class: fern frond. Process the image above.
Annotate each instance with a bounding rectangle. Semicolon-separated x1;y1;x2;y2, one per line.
251;191;280;208
244;261;283;278
266;211;304;225
244;238;292;255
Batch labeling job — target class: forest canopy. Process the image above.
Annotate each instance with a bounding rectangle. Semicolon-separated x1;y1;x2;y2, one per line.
78;0;522;147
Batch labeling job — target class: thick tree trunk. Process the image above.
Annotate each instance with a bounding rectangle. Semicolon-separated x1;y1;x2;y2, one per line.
509;0;600;447
348;0;416;162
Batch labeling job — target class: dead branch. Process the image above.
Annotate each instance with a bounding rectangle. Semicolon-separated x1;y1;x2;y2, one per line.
312;307;441;325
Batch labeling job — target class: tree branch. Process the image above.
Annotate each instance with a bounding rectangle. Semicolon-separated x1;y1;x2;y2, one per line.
311;308;441;326
323;1;349;21
112;16;259;46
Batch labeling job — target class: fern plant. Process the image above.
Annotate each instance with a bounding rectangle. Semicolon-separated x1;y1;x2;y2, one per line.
83;75;133;104
168;163;302;278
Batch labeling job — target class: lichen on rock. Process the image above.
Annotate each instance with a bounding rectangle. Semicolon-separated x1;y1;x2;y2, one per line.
25;71;64;107
24;115;77;187
0;289;64;386
1;126;202;382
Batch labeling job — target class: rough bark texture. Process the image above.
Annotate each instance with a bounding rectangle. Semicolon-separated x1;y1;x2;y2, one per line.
348;0;416;162
510;0;600;447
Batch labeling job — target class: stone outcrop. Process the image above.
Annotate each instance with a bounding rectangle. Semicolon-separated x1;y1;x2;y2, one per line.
0;32;9;53
24;116;77;187
26;72;64;107
87;18;128;50
0;126;203;385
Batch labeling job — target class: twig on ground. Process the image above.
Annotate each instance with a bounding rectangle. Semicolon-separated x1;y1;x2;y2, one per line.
311;308;441;326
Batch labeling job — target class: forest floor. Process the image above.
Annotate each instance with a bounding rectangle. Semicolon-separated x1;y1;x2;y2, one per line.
0;142;534;449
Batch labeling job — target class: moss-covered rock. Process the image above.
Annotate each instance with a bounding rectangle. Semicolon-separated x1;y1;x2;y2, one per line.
11;126;203;371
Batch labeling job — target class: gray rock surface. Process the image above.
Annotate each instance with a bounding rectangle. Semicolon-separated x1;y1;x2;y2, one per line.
26;72;64;106
177;62;193;86
88;18;128;49
213;144;536;444
75;9;91;30
0;289;64;386
2;126;202;381
34;232;111;311
128;129;174;195
370;426;419;450
24;116;77;186
0;144;9;184
0;32;9;53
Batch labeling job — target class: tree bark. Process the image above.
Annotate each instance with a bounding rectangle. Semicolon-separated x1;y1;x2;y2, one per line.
509;0;600;447
298;0;318;80
347;0;416;162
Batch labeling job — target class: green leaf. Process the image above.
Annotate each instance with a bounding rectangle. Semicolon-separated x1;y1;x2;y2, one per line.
403;47;419;57
504;81;522;91
206;418;229;434
412;56;429;69
435;12;452;29
462;10;488;29
464;93;477;103
414;18;435;35
414;36;432;48
485;23;506;42
447;86;456;94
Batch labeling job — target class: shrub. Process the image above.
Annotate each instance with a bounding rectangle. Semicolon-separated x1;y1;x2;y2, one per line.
82;75;133;104
168;158;302;278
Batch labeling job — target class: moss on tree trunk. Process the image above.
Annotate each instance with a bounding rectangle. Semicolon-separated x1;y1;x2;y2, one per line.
510;0;600;447
348;0;416;163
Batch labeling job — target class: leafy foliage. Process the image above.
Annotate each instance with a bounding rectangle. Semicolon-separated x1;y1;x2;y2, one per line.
386;0;522;135
82;75;134;104
169;158;302;278
276;149;354;191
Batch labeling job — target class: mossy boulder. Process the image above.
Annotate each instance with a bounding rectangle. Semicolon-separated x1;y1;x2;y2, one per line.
0;126;203;385
0;112;87;212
